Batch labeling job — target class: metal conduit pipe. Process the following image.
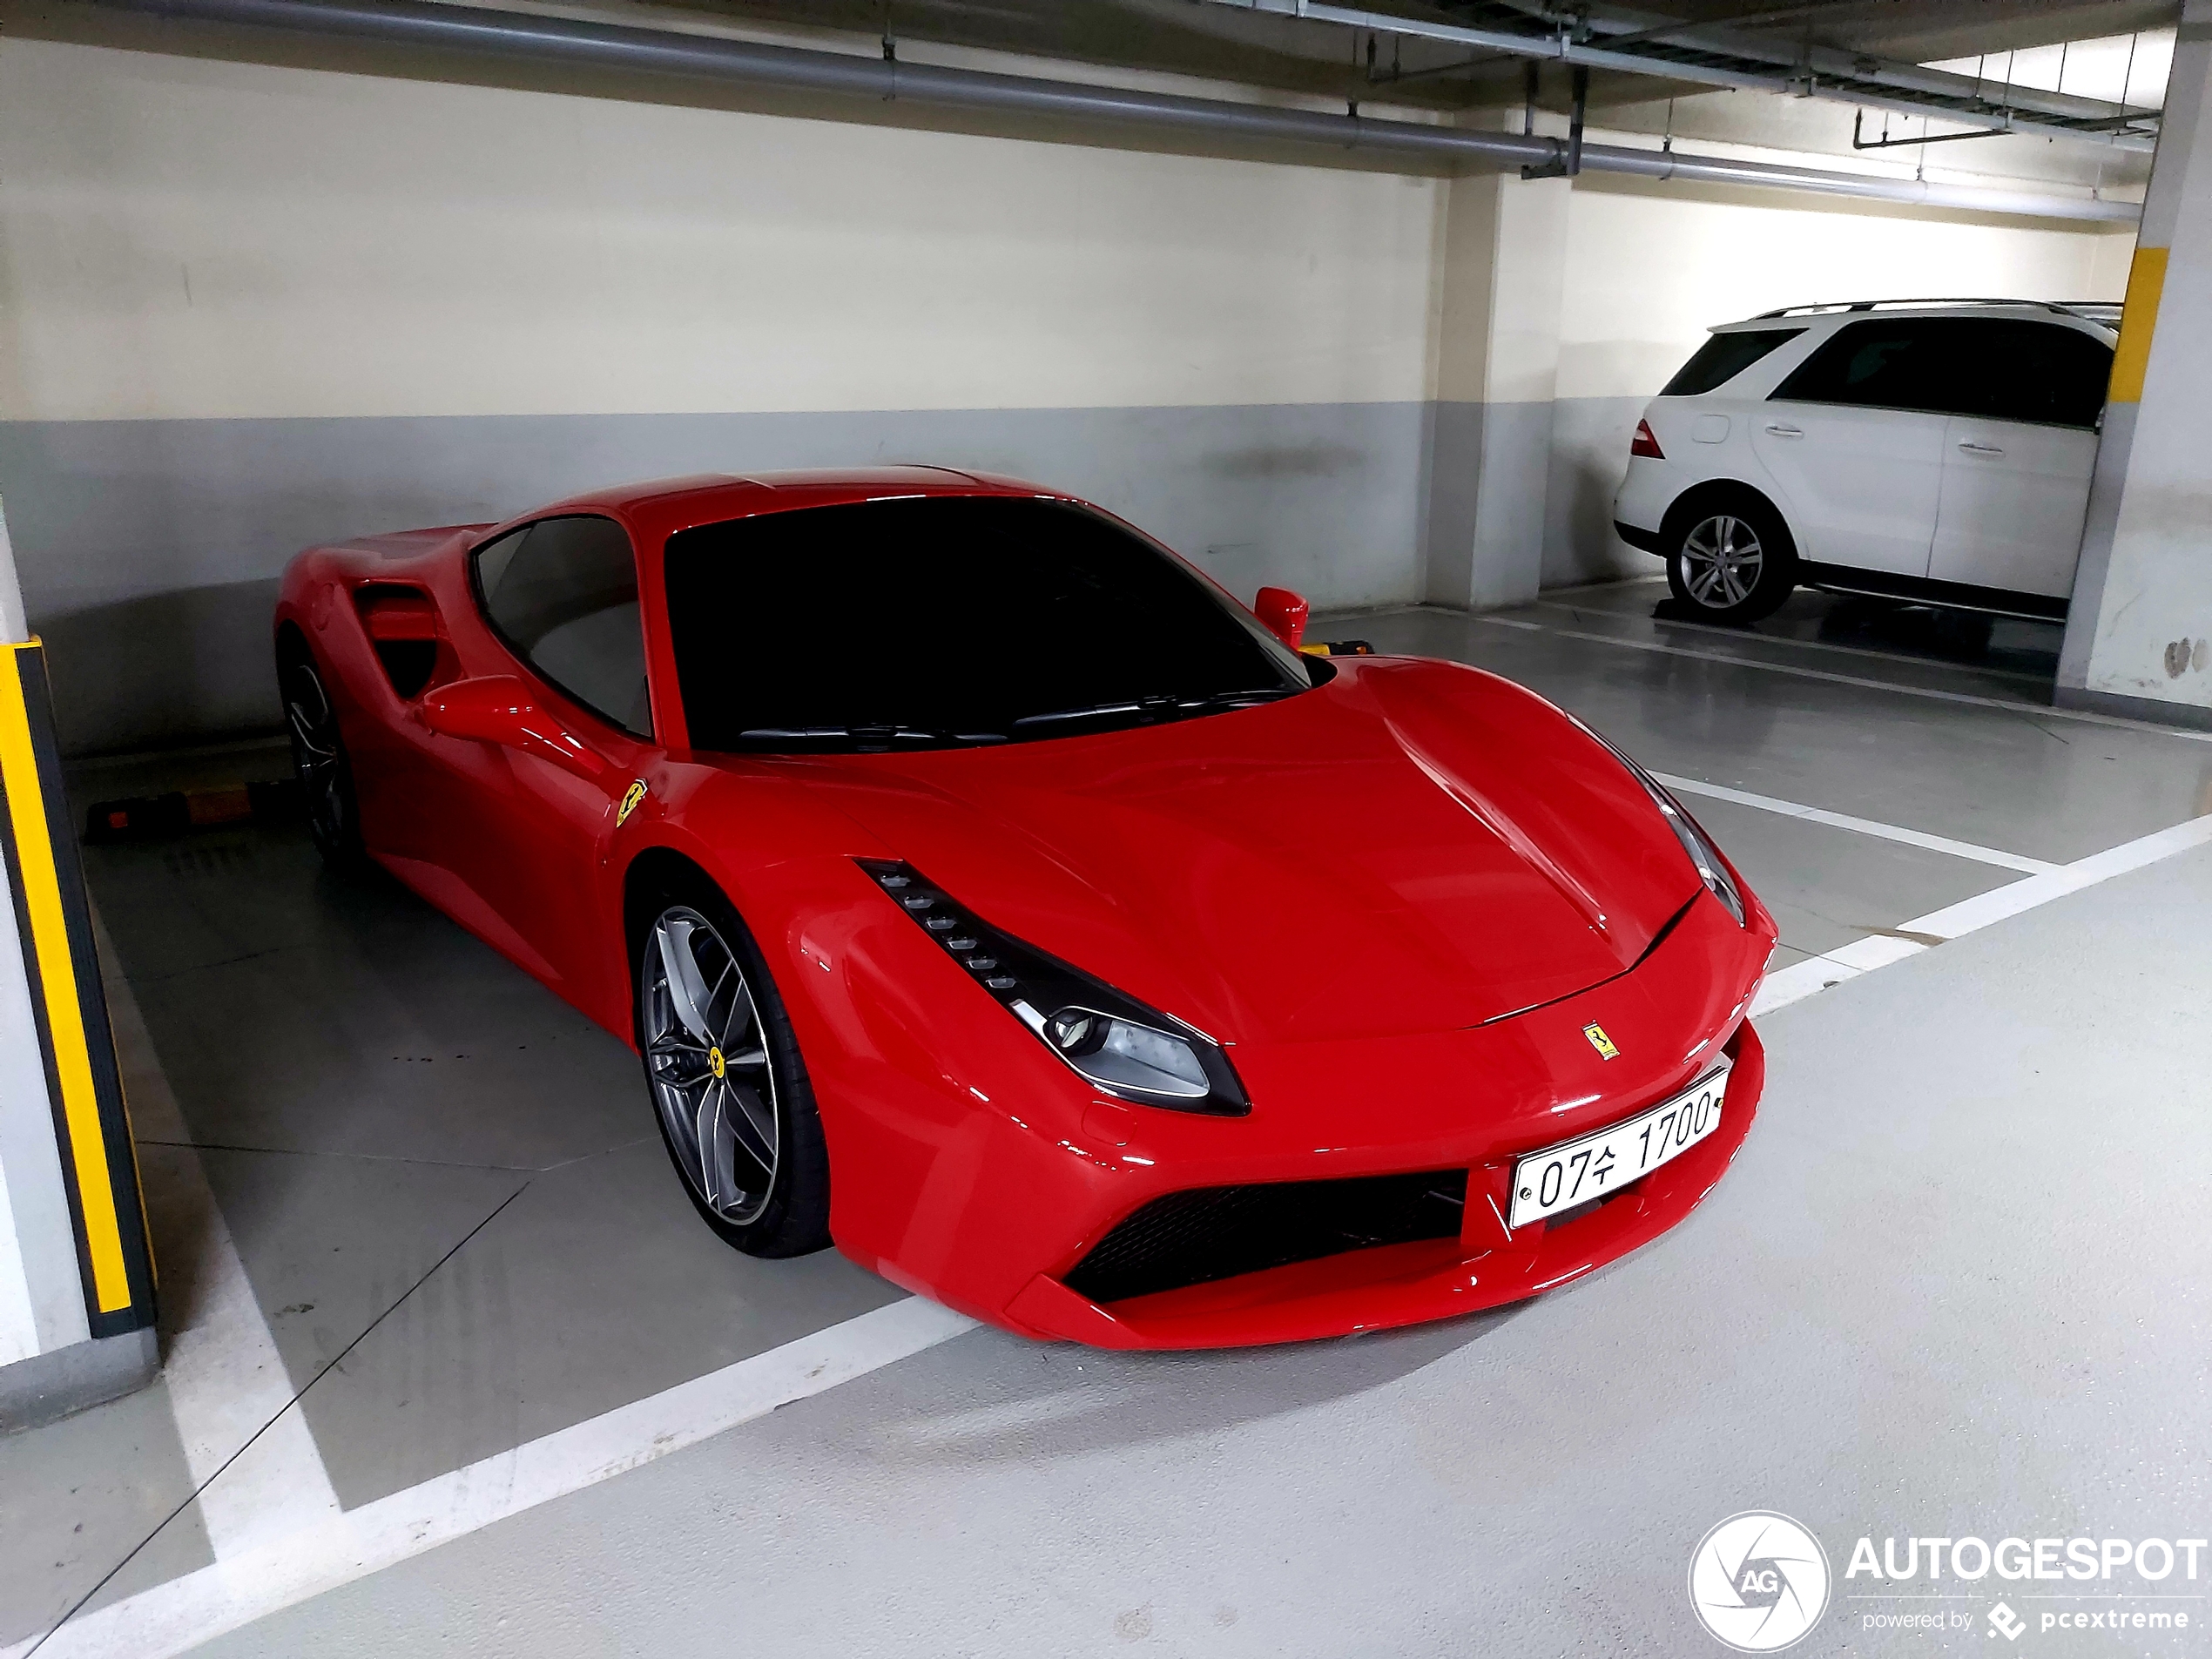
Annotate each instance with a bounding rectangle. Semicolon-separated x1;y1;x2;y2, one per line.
1256;0;2160;152
1580;142;2140;222
89;0;2141;224
1487;0;2158;138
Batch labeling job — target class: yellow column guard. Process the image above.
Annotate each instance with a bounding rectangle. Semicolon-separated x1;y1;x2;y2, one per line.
2109;246;2168;407
0;640;132;1312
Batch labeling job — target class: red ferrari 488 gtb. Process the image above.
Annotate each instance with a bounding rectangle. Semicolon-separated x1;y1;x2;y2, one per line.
275;469;1775;1348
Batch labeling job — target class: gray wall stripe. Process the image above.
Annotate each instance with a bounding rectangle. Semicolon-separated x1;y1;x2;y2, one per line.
0;398;1656;754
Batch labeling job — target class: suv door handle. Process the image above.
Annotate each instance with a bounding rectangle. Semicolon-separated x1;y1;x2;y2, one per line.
1957;442;2005;455
1764;423;1803;438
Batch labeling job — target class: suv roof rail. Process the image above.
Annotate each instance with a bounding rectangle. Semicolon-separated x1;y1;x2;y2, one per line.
1749;298;2122;320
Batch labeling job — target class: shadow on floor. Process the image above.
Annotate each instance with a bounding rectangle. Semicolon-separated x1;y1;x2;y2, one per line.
1646;587;2062;682
856;1297;1535;1468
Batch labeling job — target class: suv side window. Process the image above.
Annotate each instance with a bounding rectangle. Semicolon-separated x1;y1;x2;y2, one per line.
1660;327;1804;396
1770;319;1981;417
1961;320;2112;429
472;515;652;738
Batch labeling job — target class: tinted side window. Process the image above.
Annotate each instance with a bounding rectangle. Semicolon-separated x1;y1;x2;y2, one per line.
1963;320;2112;428
1661;327;1804;396
473;516;651;737
1770;320;1979;416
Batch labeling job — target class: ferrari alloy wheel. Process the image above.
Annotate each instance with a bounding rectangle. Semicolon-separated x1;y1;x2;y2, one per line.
1663;497;1796;623
636;887;831;1257
280;648;367;871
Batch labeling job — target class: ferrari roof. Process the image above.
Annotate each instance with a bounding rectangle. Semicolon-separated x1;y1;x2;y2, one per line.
571;467;1038;514
507;467;1063;545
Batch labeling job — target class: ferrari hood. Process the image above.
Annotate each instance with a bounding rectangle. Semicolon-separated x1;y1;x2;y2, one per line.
779;658;1704;1043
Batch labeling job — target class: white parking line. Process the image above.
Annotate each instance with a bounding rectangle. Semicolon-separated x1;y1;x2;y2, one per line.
1535;600;2055;685
1650;773;2061;875
1469;614;2212;743
1752;813;2212;1015
92;913;344;1560
9;1296;977;1659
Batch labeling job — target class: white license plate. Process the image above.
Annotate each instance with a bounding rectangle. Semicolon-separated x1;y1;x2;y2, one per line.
1508;1062;1730;1230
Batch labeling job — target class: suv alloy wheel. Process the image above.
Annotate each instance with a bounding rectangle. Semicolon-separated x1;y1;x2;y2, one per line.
1664;500;1797;622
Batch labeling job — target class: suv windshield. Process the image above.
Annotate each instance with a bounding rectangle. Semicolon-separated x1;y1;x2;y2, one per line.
663;496;1318;752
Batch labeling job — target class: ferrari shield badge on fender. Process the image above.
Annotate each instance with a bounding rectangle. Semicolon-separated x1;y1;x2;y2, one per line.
1583;1022;1620;1060
617;779;648;826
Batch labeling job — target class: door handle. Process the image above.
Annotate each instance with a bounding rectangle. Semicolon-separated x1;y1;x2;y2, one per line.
1957;442;2005;455
1764;423;1804;438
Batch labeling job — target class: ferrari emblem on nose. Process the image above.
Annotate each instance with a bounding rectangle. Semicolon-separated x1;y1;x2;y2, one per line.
618;779;648;826
1583;1023;1620;1060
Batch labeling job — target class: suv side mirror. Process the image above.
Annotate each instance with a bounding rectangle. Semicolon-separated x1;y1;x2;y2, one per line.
419;676;608;778
1254;586;1309;651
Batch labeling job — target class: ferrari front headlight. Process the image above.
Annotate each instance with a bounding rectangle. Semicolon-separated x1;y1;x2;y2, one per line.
858;859;1251;1115
1031;1006;1211;1099
1647;780;1747;926
1574;721;1748;927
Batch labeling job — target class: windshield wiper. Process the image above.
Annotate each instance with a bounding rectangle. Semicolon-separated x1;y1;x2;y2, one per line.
737;689;1300;748
736;725;1008;749
1177;687;1302;711
1011;687;1299;731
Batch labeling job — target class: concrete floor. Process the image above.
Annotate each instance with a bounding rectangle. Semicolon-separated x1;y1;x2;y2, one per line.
6;577;2209;1657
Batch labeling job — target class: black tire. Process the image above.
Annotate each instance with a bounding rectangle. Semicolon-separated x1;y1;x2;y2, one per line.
1662;495;1797;623
632;873;832;1258
277;643;369;873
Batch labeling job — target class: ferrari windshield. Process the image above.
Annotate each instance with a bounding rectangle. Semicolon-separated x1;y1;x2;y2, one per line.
663;496;1318;752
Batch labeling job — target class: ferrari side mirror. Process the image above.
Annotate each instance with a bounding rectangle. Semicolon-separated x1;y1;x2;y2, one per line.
419;675;608;779
1254;586;1309;651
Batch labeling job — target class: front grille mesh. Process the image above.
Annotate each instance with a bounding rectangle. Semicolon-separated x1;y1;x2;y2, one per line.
1063;1169;1468;1305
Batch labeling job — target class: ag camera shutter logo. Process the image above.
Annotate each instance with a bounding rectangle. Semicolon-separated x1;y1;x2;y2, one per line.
1689;1511;1831;1651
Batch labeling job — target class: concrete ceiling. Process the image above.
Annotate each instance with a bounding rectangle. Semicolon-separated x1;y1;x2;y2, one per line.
663;0;2181;116
1734;0;2176;63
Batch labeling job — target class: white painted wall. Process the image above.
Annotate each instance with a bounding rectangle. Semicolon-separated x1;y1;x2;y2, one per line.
0;33;1454;748
0;24;2162;756
0;40;1441;422
1555;185;2137;401
1541;181;2137;586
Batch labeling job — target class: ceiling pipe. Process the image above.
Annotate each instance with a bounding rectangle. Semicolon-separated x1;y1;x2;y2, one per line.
1583;142;2136;222
1480;0;2155;124
1218;0;2159;153
84;0;2140;222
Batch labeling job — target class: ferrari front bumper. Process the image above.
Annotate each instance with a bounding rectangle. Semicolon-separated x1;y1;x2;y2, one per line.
1000;1022;1763;1349
826;877;1774;1351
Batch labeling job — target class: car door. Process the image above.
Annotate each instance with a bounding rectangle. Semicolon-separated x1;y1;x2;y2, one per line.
1753;318;1974;578
428;514;656;1006
1929;319;2110;599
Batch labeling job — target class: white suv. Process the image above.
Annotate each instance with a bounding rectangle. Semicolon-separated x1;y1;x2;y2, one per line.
1611;300;2119;622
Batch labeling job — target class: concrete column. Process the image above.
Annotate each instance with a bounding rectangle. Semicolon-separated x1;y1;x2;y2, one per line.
1424;161;1572;611
2059;0;2212;725
0;494;158;1430
0;497;26;645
